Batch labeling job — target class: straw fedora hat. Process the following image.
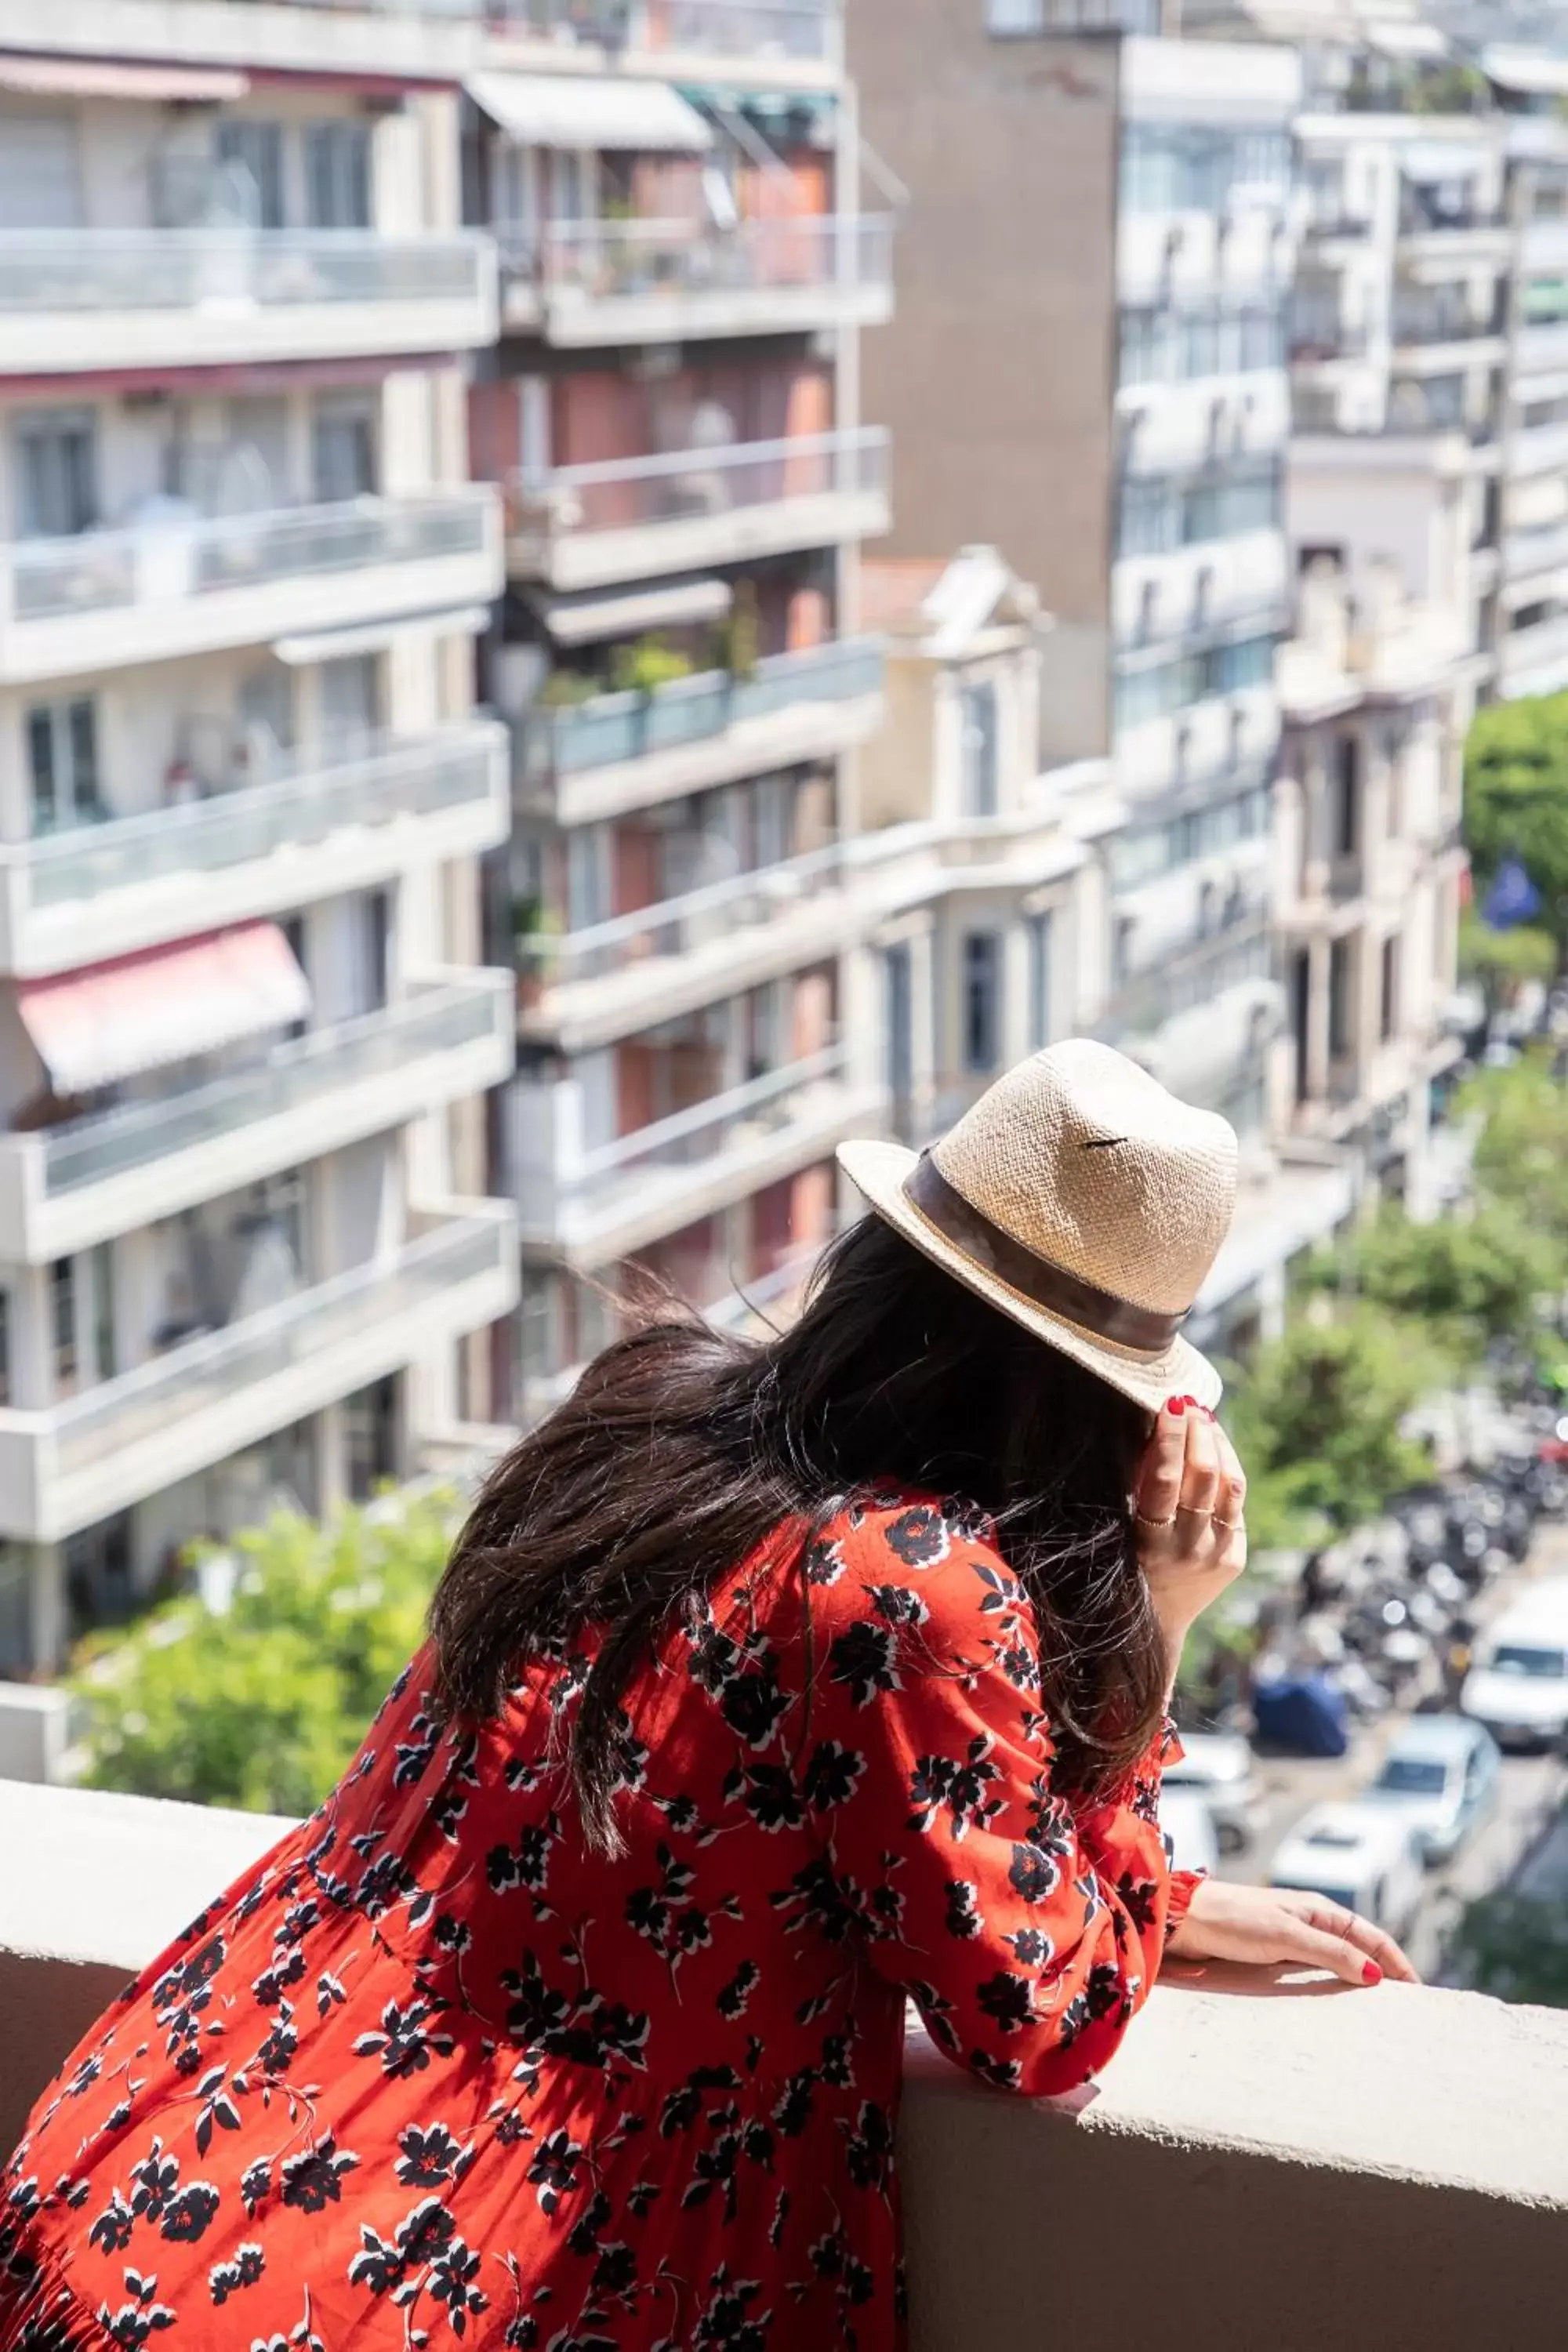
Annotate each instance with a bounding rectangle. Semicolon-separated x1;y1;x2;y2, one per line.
837;1038;1238;1414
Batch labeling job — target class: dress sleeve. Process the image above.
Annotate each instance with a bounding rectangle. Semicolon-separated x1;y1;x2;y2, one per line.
797;1498;1182;2097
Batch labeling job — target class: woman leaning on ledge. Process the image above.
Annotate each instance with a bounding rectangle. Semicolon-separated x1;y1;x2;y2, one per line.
0;1041;1415;2352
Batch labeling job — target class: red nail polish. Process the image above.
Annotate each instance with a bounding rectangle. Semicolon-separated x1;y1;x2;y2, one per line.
1166;1396;1186;1417
1363;1960;1382;1987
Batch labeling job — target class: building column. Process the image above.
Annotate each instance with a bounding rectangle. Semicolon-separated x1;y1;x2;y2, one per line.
1305;935;1333;1099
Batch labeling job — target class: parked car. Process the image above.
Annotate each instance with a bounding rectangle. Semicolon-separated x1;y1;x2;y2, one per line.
1363;1715;1501;1865
1461;1579;1568;1752
1162;1730;1264;1853
1159;1785;1221;1879
1268;1803;1425;1942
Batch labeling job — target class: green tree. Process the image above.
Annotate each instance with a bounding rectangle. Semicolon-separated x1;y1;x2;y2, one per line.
1445;1889;1568;2007
1461;1052;1568;1254
1457;907;1557;1019
1225;1308;1439;1538
1464;692;1568;963
1301;1200;1561;1359
71;1491;456;1816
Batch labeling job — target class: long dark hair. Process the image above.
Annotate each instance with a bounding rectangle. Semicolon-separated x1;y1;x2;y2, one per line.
432;1214;1164;1849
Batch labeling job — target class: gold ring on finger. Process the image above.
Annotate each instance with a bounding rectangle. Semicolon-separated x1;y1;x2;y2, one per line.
1134;1509;1176;1531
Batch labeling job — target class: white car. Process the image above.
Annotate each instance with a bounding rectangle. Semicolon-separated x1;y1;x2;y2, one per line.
1268;1802;1425;1942
1364;1715;1501;1866
1161;1730;1264;1853
1461;1578;1568;1752
1160;1785;1221;1878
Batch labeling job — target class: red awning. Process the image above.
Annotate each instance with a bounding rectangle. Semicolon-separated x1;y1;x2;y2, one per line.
0;56;249;103
17;923;310;1097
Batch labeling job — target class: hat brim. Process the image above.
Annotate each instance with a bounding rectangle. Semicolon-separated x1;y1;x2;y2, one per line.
837;1137;1223;1417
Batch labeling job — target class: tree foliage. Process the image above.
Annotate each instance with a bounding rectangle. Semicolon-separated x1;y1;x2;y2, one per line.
1224;1308;1439;1538
1457;908;1557;1009
71;1492;457;1817
1464;692;1568;960
1301;1200;1560;1356
1461;1051;1568;1254
1445;1890;1568;2008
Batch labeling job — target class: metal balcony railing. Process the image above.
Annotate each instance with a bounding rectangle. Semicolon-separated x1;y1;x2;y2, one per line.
49;1216;507;1479
0;230;488;314
506;428;889;542
27;976;508;1201
5;724;501;912
577;1044;846;1191
521;636;884;785
506;214;892;308
521;837;848;986
6;491;492;625
485;0;836;59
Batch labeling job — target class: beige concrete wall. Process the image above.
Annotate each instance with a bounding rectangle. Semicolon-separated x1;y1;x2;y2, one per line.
850;0;1118;669
8;1784;1568;2349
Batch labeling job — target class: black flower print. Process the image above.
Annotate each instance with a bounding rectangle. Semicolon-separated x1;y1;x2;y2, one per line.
350;1998;456;2079
944;1880;982;1940
908;1737;1006;1840
803;1532;846;1587
279;2138;359;2214
800;1739;865;1813
882;1504;950;1568
828;1619;901;1708
158;2181;219;2242
868;1582;929;1630
209;2241;265;2304
395;2125;472;2190
1008;1839;1064;1904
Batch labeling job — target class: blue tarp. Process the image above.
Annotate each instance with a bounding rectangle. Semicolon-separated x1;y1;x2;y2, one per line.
1252;1675;1350;1758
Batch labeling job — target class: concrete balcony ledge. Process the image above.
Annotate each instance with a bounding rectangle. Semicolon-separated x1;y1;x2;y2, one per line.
3;1778;1566;2348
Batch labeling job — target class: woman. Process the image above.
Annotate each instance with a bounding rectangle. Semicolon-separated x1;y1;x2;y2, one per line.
1;1043;1414;2351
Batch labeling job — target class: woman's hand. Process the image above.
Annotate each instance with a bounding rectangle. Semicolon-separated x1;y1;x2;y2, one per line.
1167;1878;1421;1986
1134;1396;1247;1673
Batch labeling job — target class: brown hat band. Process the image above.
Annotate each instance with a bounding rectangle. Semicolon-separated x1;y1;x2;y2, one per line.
902;1153;1189;1355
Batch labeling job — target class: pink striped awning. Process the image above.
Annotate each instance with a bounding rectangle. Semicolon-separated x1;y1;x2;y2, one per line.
18;923;310;1098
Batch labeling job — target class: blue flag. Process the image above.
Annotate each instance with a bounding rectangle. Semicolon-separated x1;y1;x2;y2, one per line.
1484;856;1542;931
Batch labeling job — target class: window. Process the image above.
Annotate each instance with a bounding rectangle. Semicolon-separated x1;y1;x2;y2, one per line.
50;1258;78;1394
1027;912;1054;1051
312;397;376;503
961;932;1001;1076
14;410;96;538
0;1547;27;1675
0;1291;11;1408
1380;935;1399;1042
216;120;285;229
884;942;913;1105
319;653;379;759
1335;735;1360;855
345;1376;398;1501
1328;938;1350;1059
356;889;390;1016
26;697;101;834
959;681;1000;818
306;122;372;229
90;1243;115;1383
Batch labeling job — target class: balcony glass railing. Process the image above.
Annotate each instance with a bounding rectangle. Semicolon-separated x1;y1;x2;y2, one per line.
0;231;488;315
1104;912;1272;1040
507;428;889;542
1390;314;1504;347
52;1216;504;1479
487;0;835;60
506;215;892;307
8;491;491;624
521;636;884;783
33;979;503;1199
565;1045;847;1213
8;726;499;911
1505;521;1568;577
523;837;848;986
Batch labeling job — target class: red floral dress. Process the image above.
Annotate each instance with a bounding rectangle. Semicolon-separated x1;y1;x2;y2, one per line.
1;1493;1197;2352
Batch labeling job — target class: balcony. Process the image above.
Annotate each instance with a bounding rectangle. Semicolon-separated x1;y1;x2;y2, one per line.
521;839;856;1051
510;1045;883;1265
1504;520;1568;585
1287;322;1368;365
1390;314;1508;371
4;1786;1567;2351
486;0;840;89
0;722;508;977
1501;609;1568;697
1115;596;1292;667
520;636;886;827
0;1207;517;1545
1102;908;1272;1047
6;0;481;82
0;971;514;1263
0;488;501;687
505;429;891;593
501;214;893;343
1508;418;1568;477
0;230;495;377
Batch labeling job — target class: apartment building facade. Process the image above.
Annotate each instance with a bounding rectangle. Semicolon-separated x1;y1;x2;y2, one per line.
0;0;517;1673
459;0;895;1420
851;0;1333;1346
